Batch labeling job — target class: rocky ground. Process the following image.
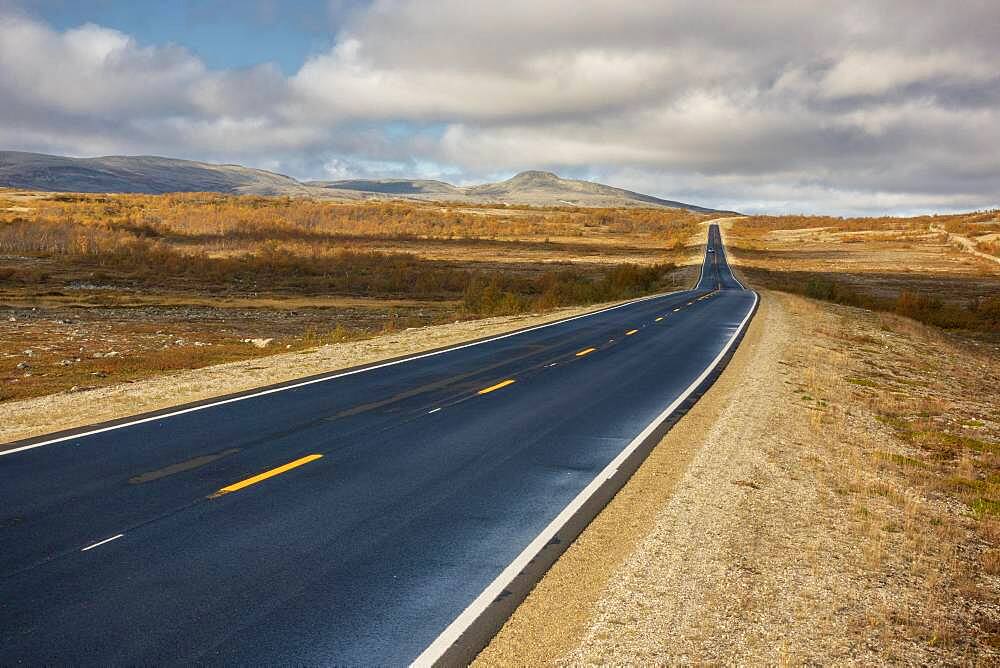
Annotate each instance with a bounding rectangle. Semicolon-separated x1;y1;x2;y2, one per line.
0;300;454;404
0;300;626;445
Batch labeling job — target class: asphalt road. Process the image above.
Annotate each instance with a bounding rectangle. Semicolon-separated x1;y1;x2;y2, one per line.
0;223;756;665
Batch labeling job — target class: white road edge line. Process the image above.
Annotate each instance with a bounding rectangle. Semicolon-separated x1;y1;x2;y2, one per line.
80;533;124;552
1;290;685;458
715;225;747;291
718;240;745;290
412;289;759;667
427;408;442;414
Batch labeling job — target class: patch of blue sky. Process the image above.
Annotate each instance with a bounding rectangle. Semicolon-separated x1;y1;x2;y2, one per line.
25;0;355;73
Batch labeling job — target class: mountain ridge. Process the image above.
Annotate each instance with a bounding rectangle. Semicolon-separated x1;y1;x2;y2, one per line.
0;151;724;212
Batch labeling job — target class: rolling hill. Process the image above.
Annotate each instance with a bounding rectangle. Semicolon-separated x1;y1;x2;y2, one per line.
0;151;721;211
0;151;309;196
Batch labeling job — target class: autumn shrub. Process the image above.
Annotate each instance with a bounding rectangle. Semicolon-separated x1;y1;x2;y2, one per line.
744;269;998;334
736;210;999;237
2;191;706;245
978;239;1000;257
462;262;677;317
0;212;680;310
894;291;944;322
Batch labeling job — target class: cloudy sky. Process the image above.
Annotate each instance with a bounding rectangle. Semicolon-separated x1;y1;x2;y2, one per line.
1;0;998;214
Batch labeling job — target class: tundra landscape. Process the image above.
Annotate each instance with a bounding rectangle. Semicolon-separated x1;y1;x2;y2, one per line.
2;181;998;661
2;1;1000;665
0;185;704;408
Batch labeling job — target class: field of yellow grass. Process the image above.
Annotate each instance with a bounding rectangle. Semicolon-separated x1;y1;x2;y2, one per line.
0;190;706;402
727;212;1000;333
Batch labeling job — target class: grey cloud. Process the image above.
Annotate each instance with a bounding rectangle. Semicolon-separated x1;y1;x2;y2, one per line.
1;1;998;214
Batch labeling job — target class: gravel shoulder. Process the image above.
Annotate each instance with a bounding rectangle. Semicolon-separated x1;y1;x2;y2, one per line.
479;290;999;665
476;288;774;666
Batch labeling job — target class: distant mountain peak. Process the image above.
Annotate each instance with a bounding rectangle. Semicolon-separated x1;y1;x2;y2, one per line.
508;170;562;181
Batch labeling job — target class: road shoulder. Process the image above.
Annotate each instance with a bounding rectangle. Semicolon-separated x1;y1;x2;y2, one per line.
476;288;771;665
0;301;642;445
478;290;998;664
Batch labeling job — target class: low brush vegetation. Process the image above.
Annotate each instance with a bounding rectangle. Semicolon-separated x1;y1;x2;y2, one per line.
729;212;1000;336
742;270;1000;332
780;294;1000;656
0;190;704;246
0;214;679;314
0;190;699;401
462;263;676;316
737;210;999;235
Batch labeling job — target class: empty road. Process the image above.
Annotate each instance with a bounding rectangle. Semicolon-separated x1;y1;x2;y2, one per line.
0;223;756;665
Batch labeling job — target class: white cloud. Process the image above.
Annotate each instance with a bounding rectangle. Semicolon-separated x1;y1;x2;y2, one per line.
1;1;999;214
0;15;203;114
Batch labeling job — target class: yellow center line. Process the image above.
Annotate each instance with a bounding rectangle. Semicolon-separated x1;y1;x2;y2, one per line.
478;379;516;395
575;347;597;357
625;329;639;336
655;316;664;322
211;454;323;498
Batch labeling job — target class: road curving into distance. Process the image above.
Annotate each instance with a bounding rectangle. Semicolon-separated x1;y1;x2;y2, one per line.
0;223;756;665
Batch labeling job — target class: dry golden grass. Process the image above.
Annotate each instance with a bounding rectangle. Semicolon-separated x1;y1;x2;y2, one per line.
725;213;1000;333
0;189;707;402
0;189;704;251
781;294;1000;656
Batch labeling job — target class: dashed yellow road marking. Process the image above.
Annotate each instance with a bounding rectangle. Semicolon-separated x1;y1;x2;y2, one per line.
655;317;664;322
575;347;597;357
625;329;639;336
478;379;516;395
212;454;323;498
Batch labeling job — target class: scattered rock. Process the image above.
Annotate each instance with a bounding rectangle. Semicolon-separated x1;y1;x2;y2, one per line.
22;349;33;357
243;338;274;349
16;361;30;370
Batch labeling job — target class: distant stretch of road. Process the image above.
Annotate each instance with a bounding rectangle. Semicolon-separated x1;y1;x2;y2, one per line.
0;224;756;665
